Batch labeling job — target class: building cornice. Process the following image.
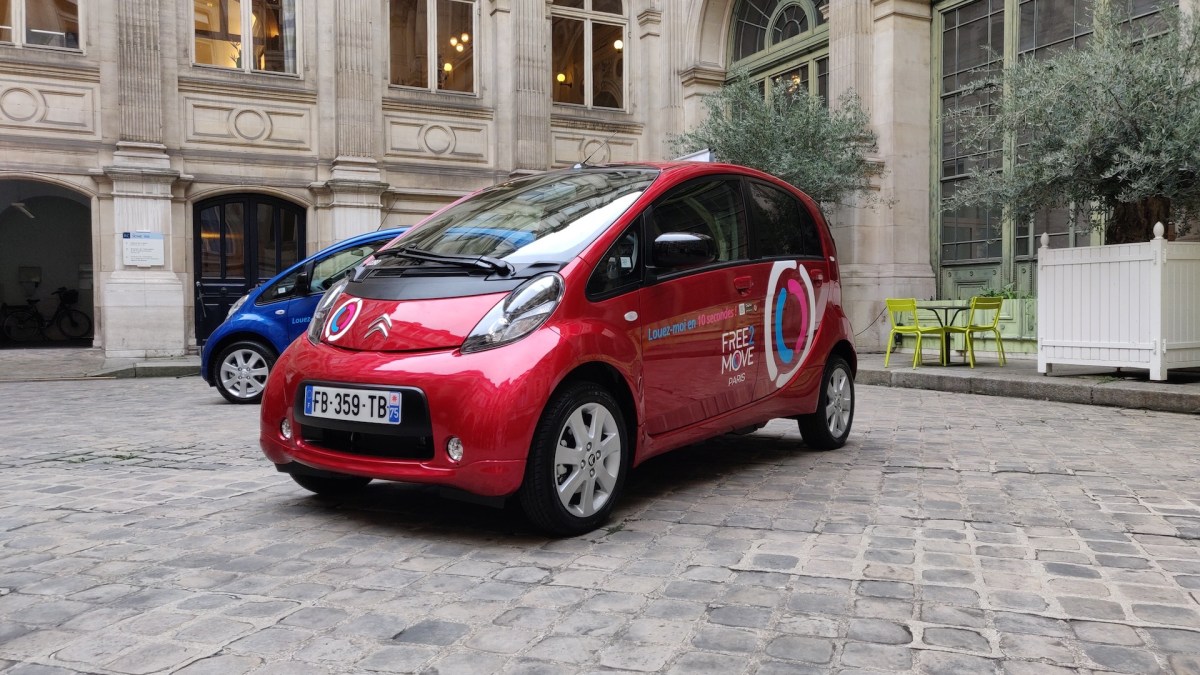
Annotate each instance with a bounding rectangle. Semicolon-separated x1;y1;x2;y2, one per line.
177;76;318;105
0;59;100;82
679;65;727;89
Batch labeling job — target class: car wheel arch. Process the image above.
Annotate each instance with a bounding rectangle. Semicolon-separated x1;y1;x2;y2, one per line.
545;361;640;464
829;340;857;377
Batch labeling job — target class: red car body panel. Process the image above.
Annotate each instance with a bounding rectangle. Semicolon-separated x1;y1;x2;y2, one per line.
260;162;855;501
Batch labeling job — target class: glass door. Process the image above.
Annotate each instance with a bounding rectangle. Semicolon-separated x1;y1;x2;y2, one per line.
194;194;304;342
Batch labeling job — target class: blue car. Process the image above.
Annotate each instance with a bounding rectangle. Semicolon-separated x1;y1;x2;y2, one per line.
201;228;406;403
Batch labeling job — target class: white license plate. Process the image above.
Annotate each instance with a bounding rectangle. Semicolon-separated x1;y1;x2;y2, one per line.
303;385;401;425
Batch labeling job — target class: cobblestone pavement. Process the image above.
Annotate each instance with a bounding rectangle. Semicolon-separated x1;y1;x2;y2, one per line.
1;377;1199;675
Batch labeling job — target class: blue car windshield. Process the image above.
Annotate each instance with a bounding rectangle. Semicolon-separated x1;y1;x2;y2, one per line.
389;168;658;264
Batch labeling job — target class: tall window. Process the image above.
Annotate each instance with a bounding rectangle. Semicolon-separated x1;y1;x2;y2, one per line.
194;0;298;74
551;0;626;110
0;0;80;49
939;0;1004;263
936;0;1175;266
728;0;828;102
390;0;476;94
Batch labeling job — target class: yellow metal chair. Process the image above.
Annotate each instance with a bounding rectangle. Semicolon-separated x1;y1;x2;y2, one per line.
947;296;1007;368
884;298;949;368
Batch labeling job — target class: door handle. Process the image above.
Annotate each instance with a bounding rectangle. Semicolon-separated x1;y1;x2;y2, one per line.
811;270;825;283
734;276;754;295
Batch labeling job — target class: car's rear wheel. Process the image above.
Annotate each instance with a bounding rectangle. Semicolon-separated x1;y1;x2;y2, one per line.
519;382;628;536
290;473;372;496
214;341;275;404
798;355;854;450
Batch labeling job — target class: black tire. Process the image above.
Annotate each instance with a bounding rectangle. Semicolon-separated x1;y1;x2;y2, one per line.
519;381;629;536
2;311;40;342
798;355;855;450
290;472;372;496
56;308;92;339
213;340;276;404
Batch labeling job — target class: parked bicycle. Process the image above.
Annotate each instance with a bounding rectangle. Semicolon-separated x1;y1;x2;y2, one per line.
1;287;92;342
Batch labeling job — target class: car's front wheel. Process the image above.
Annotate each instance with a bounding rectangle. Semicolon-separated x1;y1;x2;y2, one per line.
798;355;854;450
519;382;628;536
214;340;275;404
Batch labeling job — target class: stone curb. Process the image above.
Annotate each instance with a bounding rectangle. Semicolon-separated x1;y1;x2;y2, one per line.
859;363;1200;414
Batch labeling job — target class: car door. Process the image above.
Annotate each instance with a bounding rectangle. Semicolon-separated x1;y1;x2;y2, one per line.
638;176;762;436
744;178;832;400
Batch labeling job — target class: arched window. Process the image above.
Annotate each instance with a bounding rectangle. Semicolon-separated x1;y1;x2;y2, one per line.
728;0;829;101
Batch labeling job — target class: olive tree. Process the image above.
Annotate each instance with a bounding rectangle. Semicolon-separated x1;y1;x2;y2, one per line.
946;3;1200;243
671;74;880;207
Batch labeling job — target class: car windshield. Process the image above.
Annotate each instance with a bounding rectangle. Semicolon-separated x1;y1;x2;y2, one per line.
389;168;658;264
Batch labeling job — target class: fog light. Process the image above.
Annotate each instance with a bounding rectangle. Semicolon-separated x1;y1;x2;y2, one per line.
280;418;293;440
446;436;464;463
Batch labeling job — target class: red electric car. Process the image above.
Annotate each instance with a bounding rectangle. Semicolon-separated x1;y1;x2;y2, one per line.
260;163;856;535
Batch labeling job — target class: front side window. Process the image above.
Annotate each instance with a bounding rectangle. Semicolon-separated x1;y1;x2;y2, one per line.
551;0;626;110
310;241;391;292
587;223;641;298
390;0;475;94
194;0;298;74
649;179;749;267
1;0;79;49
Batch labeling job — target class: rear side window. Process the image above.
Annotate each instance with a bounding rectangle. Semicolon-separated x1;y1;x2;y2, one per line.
748;181;822;258
648;178;749;264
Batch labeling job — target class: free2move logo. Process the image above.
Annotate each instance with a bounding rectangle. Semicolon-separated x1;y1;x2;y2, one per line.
764;261;818;389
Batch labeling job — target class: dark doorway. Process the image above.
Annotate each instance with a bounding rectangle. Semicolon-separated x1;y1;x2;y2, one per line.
0;180;94;348
194;194;305;343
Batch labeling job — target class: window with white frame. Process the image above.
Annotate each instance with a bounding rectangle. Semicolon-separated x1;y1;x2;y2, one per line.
0;0;80;49
194;0;298;74
551;0;626;110
390;0;476;94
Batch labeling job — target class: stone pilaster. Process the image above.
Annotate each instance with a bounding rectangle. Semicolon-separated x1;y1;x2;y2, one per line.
323;0;386;240
512;1;552;171
98;0;185;358
637;6;668;158
827;0;936;351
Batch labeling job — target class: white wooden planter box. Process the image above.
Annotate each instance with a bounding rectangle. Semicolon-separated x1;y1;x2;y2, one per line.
1037;225;1200;381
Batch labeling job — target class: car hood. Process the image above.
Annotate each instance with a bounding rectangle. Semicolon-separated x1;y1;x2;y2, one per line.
322;292;505;352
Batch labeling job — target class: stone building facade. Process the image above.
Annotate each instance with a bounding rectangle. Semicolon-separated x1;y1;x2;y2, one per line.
0;0;1186;357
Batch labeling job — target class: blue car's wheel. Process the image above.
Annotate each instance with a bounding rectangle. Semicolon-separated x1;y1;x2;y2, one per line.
214;340;275;404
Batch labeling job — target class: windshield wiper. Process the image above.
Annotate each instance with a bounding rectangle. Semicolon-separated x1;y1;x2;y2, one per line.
375;246;514;276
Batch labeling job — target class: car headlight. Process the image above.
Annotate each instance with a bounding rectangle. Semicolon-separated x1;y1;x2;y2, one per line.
307;278;349;345
227;293;249;318
462;273;564;353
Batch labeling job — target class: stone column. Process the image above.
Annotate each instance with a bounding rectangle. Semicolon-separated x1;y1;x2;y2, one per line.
99;0;186;358
325;0;388;240
826;0;936;351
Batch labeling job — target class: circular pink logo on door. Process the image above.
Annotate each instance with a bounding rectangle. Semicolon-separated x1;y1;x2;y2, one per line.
764;262;817;389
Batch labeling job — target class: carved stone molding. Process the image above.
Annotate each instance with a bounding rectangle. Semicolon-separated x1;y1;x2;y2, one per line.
0;79;98;138
550;131;638;166
386;114;490;164
679;65;726;89
184;97;314;151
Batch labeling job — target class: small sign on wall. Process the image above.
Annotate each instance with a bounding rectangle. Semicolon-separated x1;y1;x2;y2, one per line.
122;231;165;267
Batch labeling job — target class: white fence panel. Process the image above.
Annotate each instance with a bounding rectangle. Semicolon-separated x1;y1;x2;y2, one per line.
1037;225;1200;380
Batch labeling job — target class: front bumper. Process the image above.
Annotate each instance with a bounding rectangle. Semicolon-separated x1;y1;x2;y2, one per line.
259;332;563;497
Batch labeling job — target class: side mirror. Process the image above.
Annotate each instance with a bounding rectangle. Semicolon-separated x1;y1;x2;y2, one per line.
652;232;718;269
